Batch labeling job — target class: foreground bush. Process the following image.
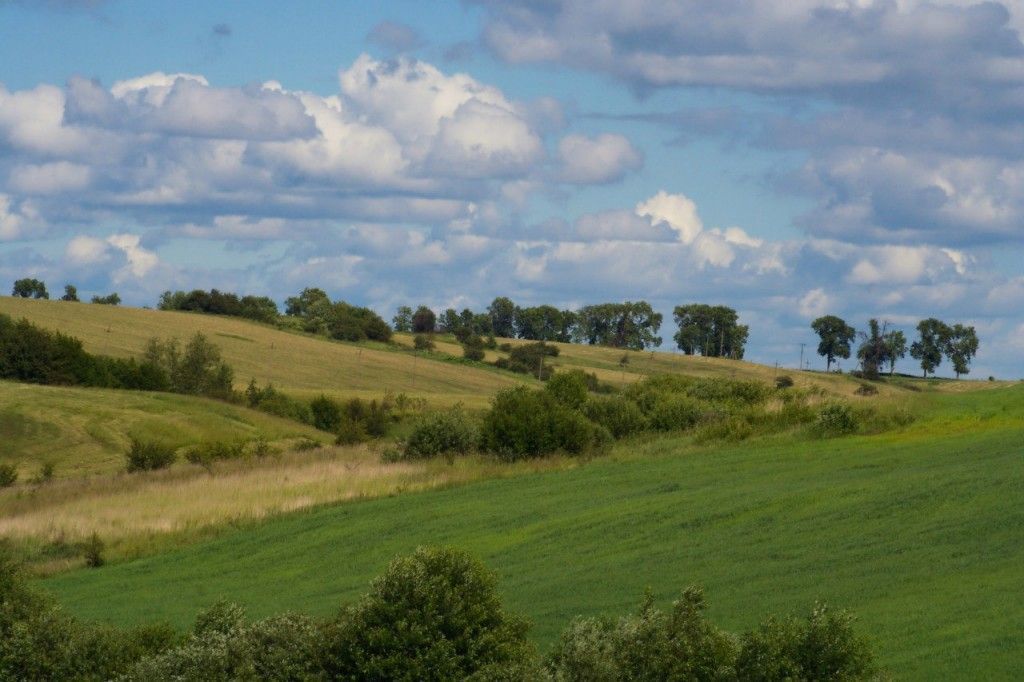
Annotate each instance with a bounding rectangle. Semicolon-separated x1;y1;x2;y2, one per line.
125;439;176;472
0;463;16;488
0;544;879;681
322;546;533;680
815;402;859;437
480;387;609;460
582;396;648;439
403;407;478;459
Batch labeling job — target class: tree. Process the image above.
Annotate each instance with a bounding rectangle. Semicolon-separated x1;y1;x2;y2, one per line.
515;305;566;341
60;285;79;302
392;306;413;332
11;278;48;299
883;329;907;375
284;287;330;317
910;318;951;378
945;324;979;379
91;293;121;306
574;302;662;350
673;304;748;358
411;306;436;333
487;296;517;338
438;308;461;334
811;315;856;372
856;319;888;379
322;547;532;680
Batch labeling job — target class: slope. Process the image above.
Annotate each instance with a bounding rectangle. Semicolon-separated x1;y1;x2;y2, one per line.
40;385;1024;679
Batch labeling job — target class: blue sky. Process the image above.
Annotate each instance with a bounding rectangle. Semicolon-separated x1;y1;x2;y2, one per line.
1;0;1021;378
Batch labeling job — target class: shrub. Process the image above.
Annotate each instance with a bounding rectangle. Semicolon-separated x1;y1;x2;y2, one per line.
335;417;369;445
30;461;54;485
693;415;754;444
815;402;859;437
404;407;478;459
648;395;703;431
322;547;533;680
776;375;794;389
686;377;771;406
495;342;559;380
480;387;608;460
547;588;738;681
125;439;176;472
413;334;435;351
735;604;877;681
184;441;246;466
83;533;104;568
462;334;486;361
854;382;879;396
310;394;342;432
291;437;321;452
0;464;16;488
245;380;312;424
582;396;647;439
546;369;590;409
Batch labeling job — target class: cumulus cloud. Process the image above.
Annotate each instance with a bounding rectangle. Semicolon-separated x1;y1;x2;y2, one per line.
557;133;643;184
367;20;425;52
635;191;703;244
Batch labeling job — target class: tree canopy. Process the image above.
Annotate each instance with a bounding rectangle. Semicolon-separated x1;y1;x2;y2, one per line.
673;304;748;358
811;315;856;371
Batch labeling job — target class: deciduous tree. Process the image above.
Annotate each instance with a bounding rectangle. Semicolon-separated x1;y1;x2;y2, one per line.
811;315;856;372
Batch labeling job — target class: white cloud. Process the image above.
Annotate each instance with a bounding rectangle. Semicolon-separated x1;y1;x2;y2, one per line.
65;235;109;264
557;133;643;184
106;234;159;280
9;161;92;194
798;288;832;318
635;191;704;244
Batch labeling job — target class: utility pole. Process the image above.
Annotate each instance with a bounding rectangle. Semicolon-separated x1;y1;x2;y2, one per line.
799;343;806;371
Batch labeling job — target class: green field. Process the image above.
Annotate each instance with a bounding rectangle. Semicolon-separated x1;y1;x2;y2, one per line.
41;385;1024;679
0;381;327;478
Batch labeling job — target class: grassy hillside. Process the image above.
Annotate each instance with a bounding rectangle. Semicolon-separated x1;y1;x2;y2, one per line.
0;381;326;478
41;385;1024;679
0;296;527;406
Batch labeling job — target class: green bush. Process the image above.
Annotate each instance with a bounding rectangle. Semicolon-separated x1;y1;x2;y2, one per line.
480;387;609;460
462;334;487;361
693;415;754;444
546;369;590;409
184;441;246;466
404;407;478;459
686;377;771;406
815;402;859;437
335;416;368;446
84;533;104;568
583;396;648;439
776;375;794;389
413;334;435;351
310;394;342;432
125;439;177;472
648;394;704;431
735;604;877;681
0;463;16;488
245;380;312;424
494;342;559;380
322;547;533;680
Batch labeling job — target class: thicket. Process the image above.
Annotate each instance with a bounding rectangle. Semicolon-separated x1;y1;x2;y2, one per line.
282;287;391;343
402;406;478;460
494;341;560;379
125;439;177;473
480;386;610;460
0;545;879;680
158;289;279;324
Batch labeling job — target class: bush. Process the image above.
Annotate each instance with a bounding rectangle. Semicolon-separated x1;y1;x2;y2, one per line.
547;588;738;681
854;382;879;396
245;380;312;424
495;342;559;380
736;604;876;681
582;396;647;439
322;547;533;680
30;461;54;485
462;334;486;361
685;377;771;406
413;334;435;351
480;387;609;460
335;416;369;445
546;369;590;409
184;441;246;466
692;415;754;444
0;464;16;488
84;533;104;568
648;394;704;431
291;437;321;452
776;375;794;389
404;407;478;459
815;402;859;437
310;394;342;432
125;439;176;472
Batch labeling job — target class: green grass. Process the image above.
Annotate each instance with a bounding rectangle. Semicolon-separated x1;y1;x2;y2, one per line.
0;380;327;478
40;385;1024;679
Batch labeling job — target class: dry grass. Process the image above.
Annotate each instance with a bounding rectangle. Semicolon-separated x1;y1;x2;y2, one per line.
0;442;574;573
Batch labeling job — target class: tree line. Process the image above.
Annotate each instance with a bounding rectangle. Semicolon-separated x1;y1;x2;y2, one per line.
11;278;120;305
812;315;979;379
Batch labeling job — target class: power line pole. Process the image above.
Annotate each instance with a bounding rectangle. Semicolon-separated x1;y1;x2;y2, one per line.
799;343;806;371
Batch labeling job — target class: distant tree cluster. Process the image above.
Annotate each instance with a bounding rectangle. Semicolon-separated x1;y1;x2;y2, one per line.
812;315;979;378
11;278;48;299
398;297;666;351
158;289;278;323
673;304;748;358
91;292;121;306
283;287;391;342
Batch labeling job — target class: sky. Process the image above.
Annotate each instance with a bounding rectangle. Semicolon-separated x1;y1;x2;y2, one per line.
0;0;1022;378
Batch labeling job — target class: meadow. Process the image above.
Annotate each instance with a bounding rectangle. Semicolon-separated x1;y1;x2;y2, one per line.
39;385;1024;679
2;296;1020;678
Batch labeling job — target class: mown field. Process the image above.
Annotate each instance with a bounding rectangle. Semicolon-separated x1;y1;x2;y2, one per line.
40;385;1024;679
